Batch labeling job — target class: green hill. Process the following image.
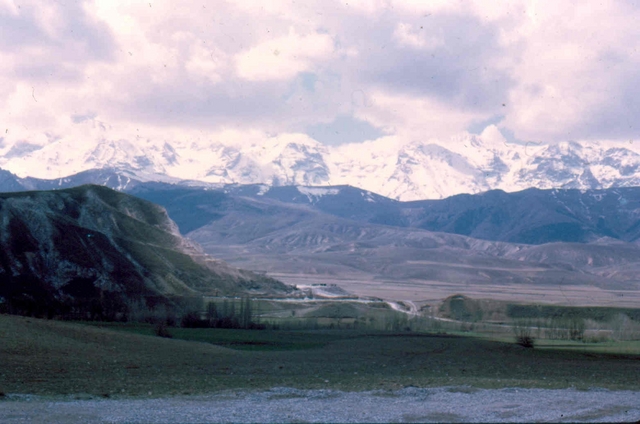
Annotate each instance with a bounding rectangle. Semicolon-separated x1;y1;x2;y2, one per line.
0;185;290;319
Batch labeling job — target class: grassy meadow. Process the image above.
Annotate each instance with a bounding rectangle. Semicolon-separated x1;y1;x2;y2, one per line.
2;294;640;398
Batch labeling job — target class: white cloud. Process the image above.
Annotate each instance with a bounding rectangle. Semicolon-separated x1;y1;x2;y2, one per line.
497;1;640;141
1;0;640;162
184;43;226;84
0;0;20;16
355;90;485;140
393;23;443;49
235;28;334;81
384;0;457;15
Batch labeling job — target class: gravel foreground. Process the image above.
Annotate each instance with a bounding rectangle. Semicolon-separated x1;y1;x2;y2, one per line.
1;387;639;423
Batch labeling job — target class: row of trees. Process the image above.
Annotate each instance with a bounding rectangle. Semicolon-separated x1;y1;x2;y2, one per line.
512;317;595;348
0;274;131;321
181;297;264;329
116;296;265;329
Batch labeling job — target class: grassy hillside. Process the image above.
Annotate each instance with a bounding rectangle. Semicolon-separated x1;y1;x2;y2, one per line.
0;185;289;320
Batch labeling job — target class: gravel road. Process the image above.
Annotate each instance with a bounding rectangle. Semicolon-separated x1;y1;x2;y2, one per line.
1;387;638;423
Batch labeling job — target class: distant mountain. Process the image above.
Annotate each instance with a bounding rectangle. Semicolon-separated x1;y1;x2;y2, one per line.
127;183;640;245
404;187;640;244
238;185;640;245
122;183;640;294
2;179;633;300
4;169;640;245
2;127;640;200
0;185;289;318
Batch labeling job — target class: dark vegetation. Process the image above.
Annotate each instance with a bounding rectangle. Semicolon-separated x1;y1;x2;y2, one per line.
0;274;264;332
512;320;535;348
434;294;640;343
180;297;265;330
153;322;173;338
0;274;130;321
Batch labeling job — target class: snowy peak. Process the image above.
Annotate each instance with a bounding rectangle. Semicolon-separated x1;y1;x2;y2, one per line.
383;142;488;200
3;129;640;201
270;142;330;186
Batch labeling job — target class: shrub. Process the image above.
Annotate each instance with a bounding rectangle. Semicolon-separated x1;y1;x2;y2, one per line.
512;319;535;348
180;311;209;328
583;330;612;343
154;322;172;338
516;334;535;348
568;318;586;341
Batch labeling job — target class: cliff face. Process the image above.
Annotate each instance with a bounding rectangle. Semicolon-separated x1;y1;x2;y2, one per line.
0;185;288;318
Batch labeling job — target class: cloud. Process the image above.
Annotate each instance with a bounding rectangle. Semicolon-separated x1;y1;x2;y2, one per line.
355;90;486;141
236;28;334;81
496;1;640;142
1;0;640;157
0;0;115;80
393;23;444;49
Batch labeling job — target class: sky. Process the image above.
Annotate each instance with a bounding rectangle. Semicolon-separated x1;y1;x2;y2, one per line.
2;0;640;152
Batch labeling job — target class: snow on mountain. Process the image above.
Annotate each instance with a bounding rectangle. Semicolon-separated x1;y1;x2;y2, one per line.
297;186;341;203
2;125;640;201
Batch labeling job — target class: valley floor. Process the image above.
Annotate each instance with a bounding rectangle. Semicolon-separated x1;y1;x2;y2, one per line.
1;314;639;422
270;273;640;308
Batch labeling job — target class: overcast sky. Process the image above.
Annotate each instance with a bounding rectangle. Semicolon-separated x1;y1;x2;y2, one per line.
2;0;640;150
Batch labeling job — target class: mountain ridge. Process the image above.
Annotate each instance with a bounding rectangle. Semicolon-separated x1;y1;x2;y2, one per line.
2;169;640;245
2;126;640;200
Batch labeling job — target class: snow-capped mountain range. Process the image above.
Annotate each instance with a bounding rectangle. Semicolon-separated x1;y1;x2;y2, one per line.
2;124;640;201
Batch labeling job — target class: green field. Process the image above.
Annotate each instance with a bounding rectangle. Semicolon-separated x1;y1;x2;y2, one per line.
89;323;345;351
1;314;639;398
92;321;640;355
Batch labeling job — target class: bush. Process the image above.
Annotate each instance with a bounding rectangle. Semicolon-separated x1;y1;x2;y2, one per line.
583;330;612;343
180;311;209;328
516;334;535;348
568;318;586;341
512;319;535;348
154;322;172;338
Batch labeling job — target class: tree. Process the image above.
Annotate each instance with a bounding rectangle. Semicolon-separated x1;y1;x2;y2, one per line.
206;301;218;326
568;317;586;341
241;296;253;328
512;319;535;348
